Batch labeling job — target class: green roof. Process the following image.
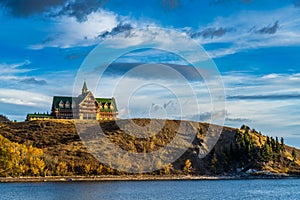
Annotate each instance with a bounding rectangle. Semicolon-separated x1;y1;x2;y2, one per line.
52;96;74;110
95;97;118;112
95;98;113;103
27;114;54;118
52;95;118;112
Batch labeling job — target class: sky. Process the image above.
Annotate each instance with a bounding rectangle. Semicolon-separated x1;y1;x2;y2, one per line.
0;0;300;147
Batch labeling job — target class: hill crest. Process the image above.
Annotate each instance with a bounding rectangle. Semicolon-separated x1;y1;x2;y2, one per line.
0;119;300;177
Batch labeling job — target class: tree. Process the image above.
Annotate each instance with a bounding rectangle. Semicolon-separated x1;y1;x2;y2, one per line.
56;162;68;175
240;125;250;131
261;143;273;161
229;143;235;159
163;163;173;174
274;137;280;153
266;136;271;146
183;159;192;175
96;164;103;175
198;127;204;136
210;156;218;175
280;137;285;152
281;137;284;145
0;135;46;177
292;149;297;162
84;164;91;175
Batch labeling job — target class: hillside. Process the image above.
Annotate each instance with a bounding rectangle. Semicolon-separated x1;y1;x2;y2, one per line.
0;119;300;177
0;114;10;122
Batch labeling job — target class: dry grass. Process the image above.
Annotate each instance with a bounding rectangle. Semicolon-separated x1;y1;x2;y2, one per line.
1;119;300;176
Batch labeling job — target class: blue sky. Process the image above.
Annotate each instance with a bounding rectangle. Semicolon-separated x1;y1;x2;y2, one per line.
1;0;300;147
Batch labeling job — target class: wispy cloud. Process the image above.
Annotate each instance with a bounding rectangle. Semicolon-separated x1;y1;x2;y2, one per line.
0;89;51;107
114;49;190;65
228;94;300;100
0;60;32;75
190;27;233;39
257;20;279;34
97;23;133;39
222;71;300;138
19;77;47;85
225;117;252;123
29;10;120;49
51;0;108;22
0;61;48;87
25;3;300;63
187;6;300;58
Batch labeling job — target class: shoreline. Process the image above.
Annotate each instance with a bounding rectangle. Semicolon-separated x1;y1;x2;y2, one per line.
1;174;299;183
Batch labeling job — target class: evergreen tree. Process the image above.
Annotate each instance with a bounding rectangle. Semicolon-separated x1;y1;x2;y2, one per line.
261;143;273;161
266;136;271;146
292;149;297;162
275;137;280;153
280;137;285;152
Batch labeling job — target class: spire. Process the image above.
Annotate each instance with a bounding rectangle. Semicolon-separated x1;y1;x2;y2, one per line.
82;81;88;94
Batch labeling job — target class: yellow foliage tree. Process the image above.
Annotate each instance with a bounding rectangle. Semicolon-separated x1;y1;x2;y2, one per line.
0;135;46;177
56;162;68;176
183;159;192;175
163;163;173;174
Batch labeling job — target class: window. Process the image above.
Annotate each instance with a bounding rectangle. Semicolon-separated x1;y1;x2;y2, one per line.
104;103;108;109
59;100;64;108
65;101;70;108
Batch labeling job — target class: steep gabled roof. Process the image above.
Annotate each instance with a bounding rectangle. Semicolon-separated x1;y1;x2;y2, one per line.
77;91;95;106
95;97;118;112
82;81;89;94
51;90;118;113
52;96;75;110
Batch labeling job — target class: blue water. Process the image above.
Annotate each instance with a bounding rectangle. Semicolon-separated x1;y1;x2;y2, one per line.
1;179;300;200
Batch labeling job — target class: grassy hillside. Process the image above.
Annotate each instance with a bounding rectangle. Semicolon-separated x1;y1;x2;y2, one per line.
0;119;300;177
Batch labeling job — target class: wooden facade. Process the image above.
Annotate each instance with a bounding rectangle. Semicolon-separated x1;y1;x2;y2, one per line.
26;82;118;121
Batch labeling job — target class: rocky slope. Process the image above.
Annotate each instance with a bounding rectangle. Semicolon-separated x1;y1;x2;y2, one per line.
0;119;300;177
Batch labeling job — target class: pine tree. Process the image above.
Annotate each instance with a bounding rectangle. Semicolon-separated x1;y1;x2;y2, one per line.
292;149;297;162
275;137;280;153
280;137;285;152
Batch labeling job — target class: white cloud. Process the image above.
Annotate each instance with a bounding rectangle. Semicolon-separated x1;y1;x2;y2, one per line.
190;6;300;58
223;71;300;140
0;60;32;75
0;89;51;107
262;73;280;79
30;10;119;49
28;5;300;61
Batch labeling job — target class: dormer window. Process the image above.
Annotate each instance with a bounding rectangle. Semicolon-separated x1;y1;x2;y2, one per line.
110;105;114;110
104;103;108;109
65;101;70;108
59;100;64;108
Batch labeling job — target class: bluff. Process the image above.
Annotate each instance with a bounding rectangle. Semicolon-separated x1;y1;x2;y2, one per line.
0;119;300;177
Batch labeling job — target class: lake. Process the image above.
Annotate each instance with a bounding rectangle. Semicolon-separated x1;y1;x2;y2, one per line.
1;179;300;200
